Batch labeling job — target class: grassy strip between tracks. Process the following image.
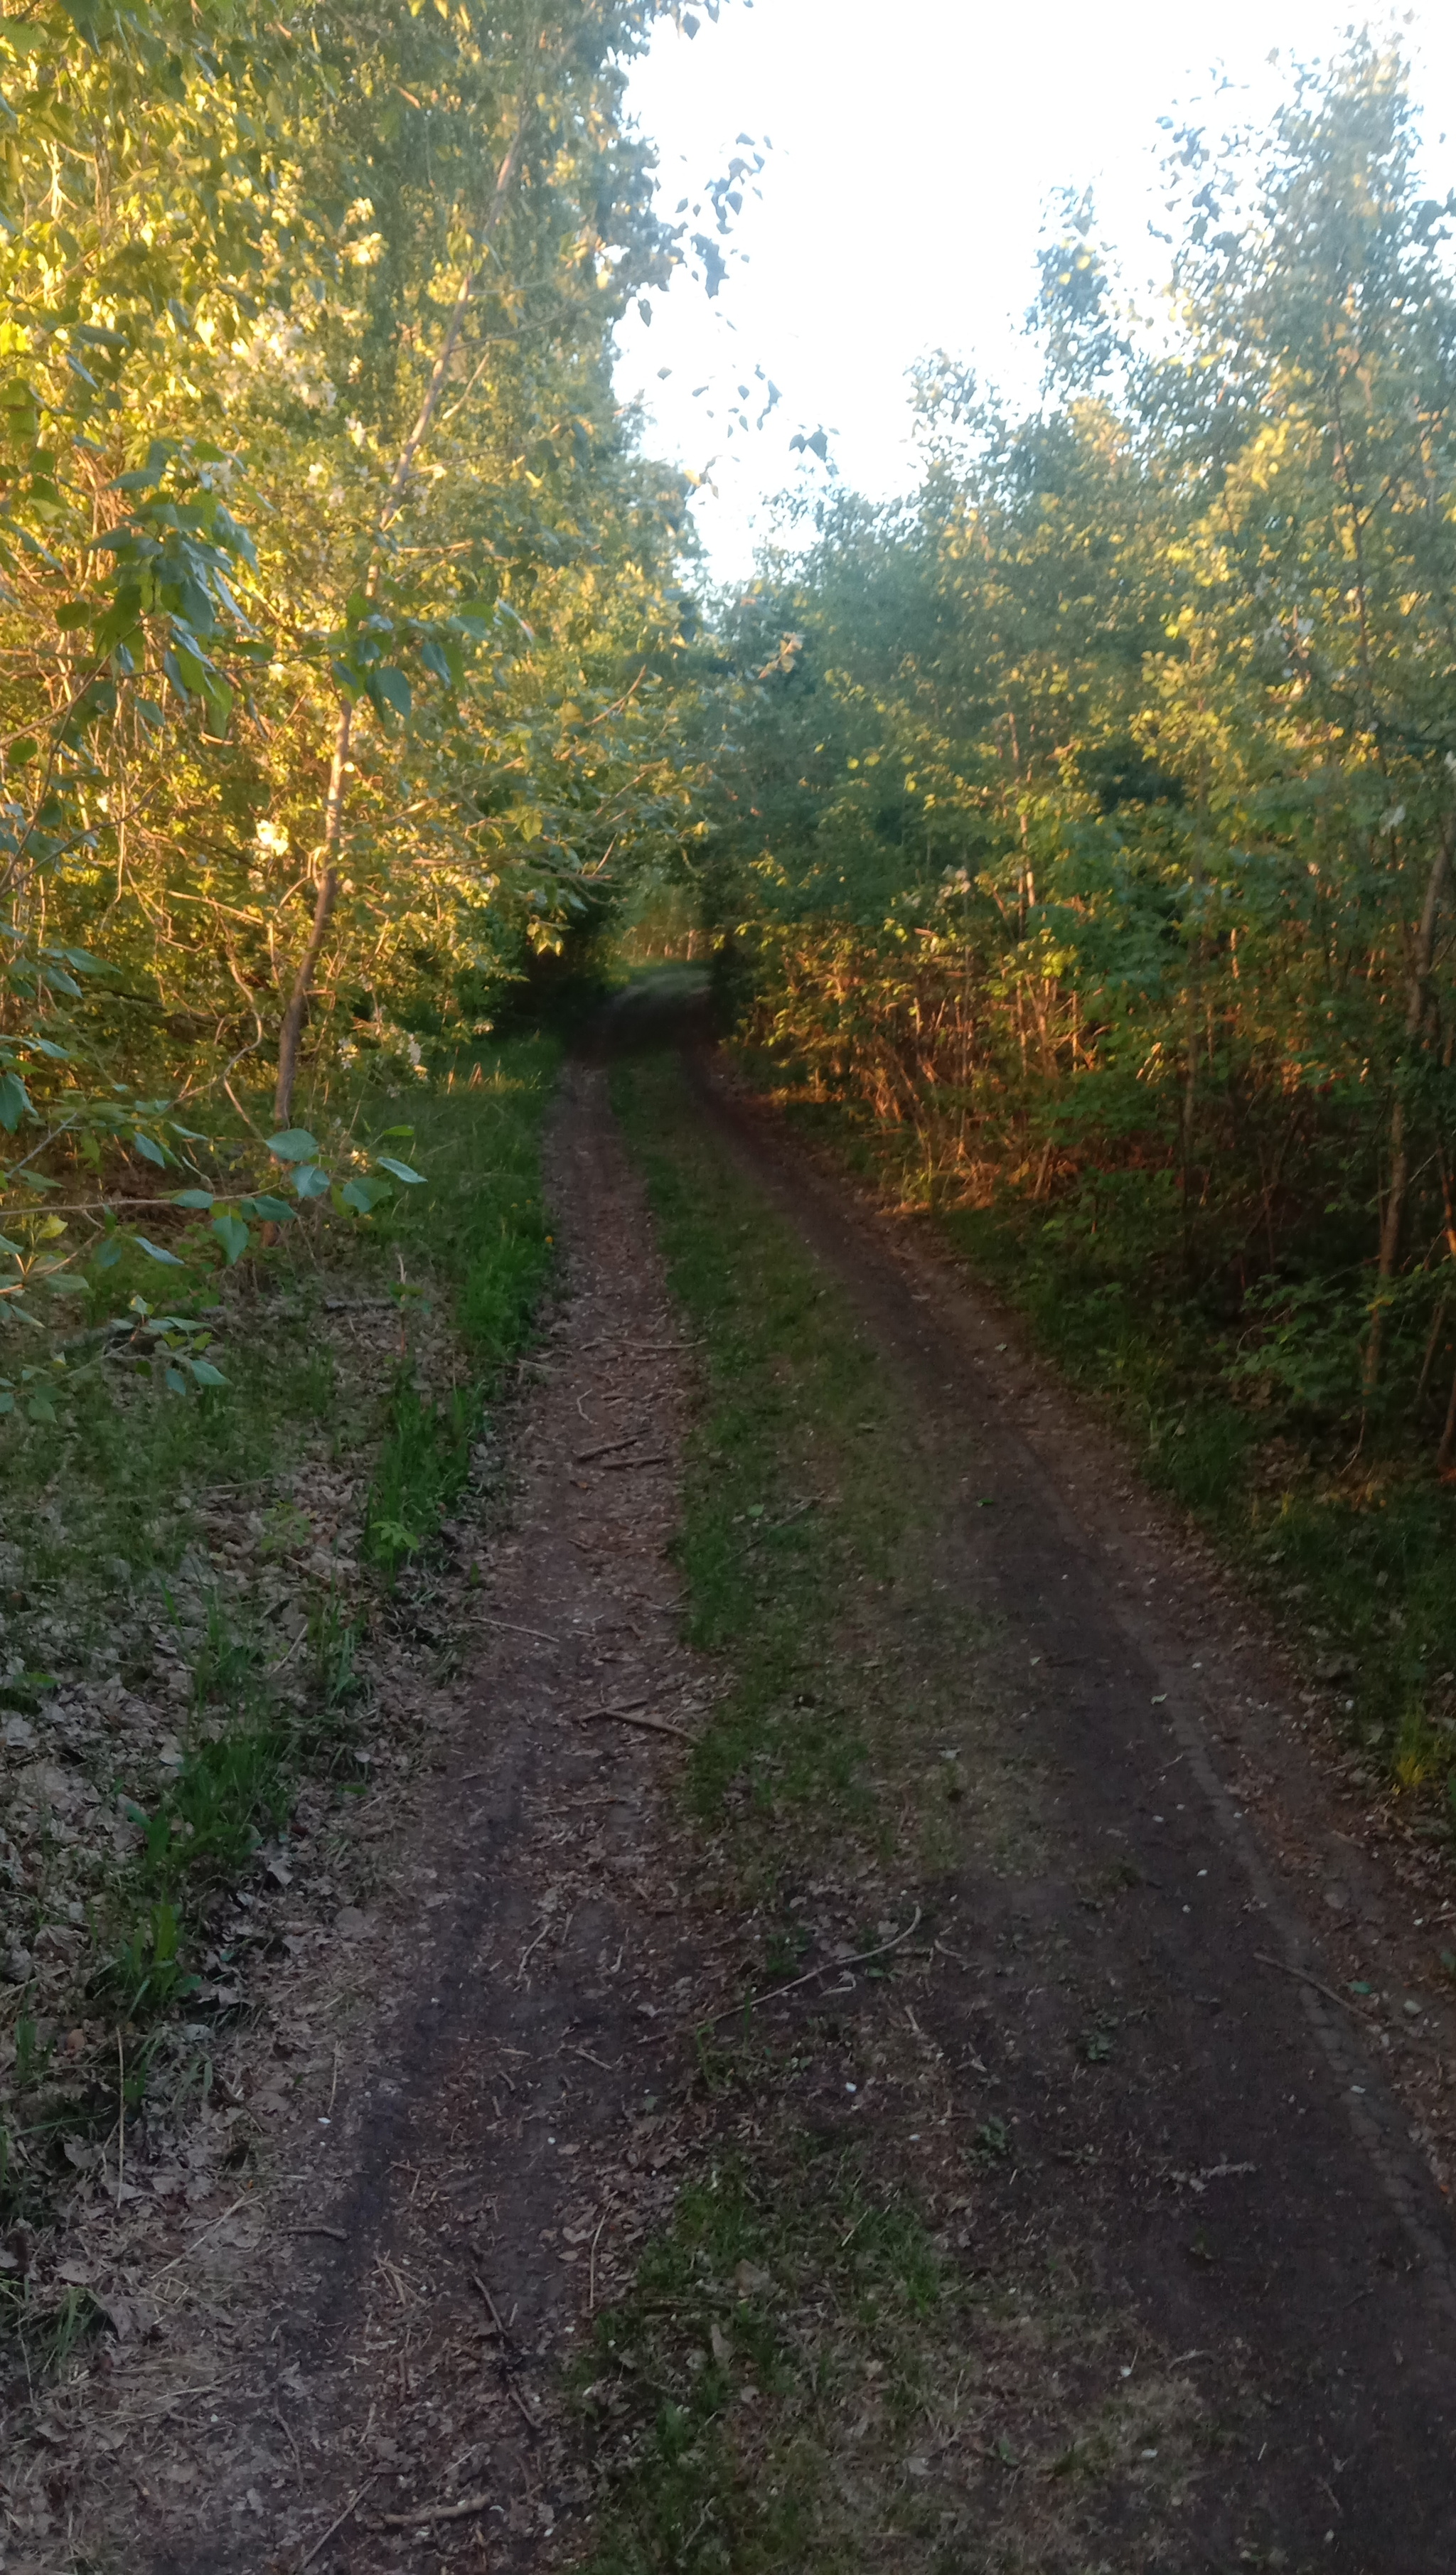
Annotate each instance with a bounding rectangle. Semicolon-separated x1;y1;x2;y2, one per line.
585;1054;1198;2575
0;1039;555;2360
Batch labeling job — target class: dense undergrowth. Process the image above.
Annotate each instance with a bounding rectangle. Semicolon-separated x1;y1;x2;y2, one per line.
0;1039;553;2360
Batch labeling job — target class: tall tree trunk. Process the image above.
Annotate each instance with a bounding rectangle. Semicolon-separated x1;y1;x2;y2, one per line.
1362;818;1453;1397
1438;1357;1456;1476
274;700;353;1125
272;102;530;1125
1180;831;1204;1278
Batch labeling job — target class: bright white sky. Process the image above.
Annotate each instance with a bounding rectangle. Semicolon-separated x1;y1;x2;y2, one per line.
611;1;1456;582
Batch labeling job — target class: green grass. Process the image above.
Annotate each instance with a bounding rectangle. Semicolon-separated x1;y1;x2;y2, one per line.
611;1053;913;1866
378;1043;556;1365
578;2148;948;2575
0;1036;557;2281
361;1042;556;1571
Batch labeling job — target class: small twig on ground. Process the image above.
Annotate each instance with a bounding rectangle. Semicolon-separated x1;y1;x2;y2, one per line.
503;2377;539;2437
1254;1950;1376;2023
574;1435;641;1463
287;2225;348;2243
379;2490;491;2530
274;2407;304;2477
327;2045;341;2119
599;1452;668;1472
116;2027;125;2200
729;1497;820;1558
296;2473;378;2569
266;1627;306;1677
471;2272;510;2339
705;1907;924;2027
581;1701;692;1740
576;1337;700;1354
589;2205;611;2313
151;2192;252;2284
476;1614;560;1644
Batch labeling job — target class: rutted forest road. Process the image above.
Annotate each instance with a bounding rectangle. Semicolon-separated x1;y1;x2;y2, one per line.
22;1045;1456;2574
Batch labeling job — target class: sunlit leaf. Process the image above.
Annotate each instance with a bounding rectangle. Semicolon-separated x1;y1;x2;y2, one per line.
0;1071;32;1132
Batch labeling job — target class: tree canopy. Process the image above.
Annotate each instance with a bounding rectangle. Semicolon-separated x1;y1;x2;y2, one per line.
1;0;707;1286
705;38;1456;1476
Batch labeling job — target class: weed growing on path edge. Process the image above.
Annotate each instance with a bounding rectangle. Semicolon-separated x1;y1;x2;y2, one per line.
0;1040;557;2371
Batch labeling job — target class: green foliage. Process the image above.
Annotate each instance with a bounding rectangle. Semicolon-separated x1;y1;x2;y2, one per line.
363;1376;478;1574
3;1039;555;2143
700;39;1456;1782
0;0;711;1273
360;1034;555;1569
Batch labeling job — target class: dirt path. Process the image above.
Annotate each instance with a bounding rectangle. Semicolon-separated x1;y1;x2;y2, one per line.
199;1064;714;2575
16;1043;1456;2571
6;1062;713;2574
686;1054;1456;2569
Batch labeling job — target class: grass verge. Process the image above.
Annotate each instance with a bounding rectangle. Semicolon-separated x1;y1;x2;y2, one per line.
0;1037;555;2367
